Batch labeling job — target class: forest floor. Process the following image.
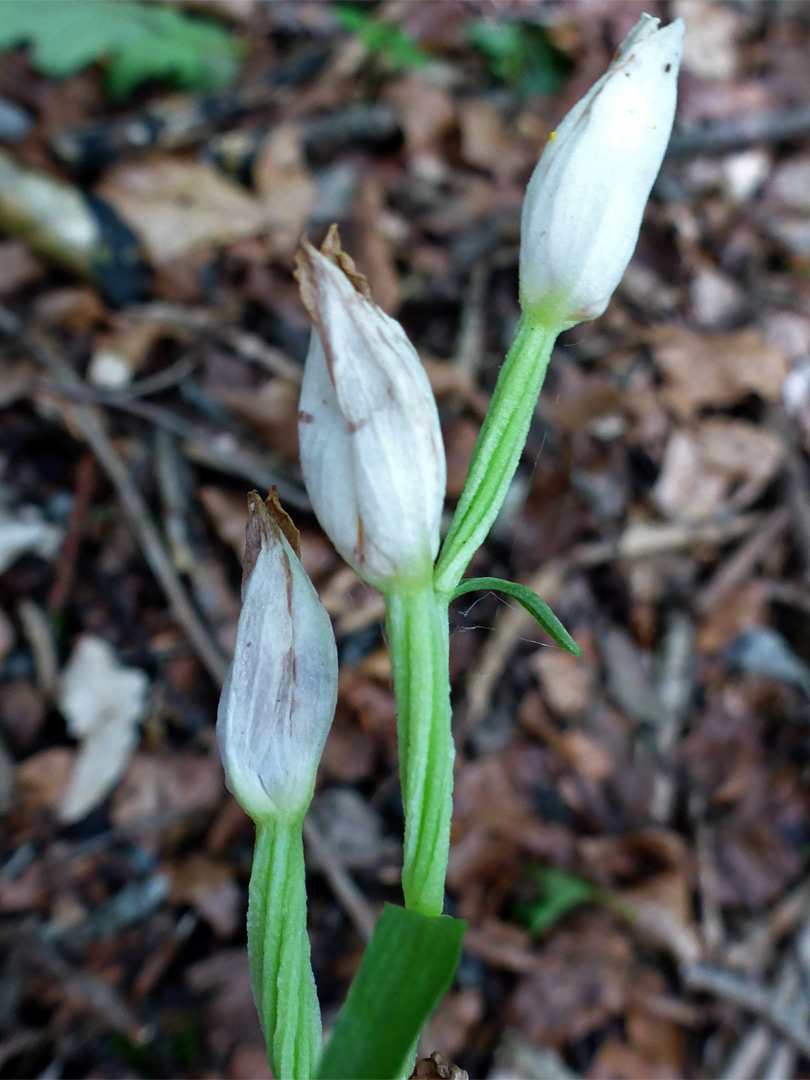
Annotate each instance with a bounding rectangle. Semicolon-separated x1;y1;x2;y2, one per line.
3;2;810;1077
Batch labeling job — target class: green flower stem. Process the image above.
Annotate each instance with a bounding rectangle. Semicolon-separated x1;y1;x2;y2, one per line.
385;581;453;917
248;813;321;1080
433;316;559;595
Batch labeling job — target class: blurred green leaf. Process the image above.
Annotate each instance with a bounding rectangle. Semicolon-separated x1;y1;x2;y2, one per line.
518;866;597;935
318;903;466;1080
336;4;429;70
468;19;572;99
0;1;242;99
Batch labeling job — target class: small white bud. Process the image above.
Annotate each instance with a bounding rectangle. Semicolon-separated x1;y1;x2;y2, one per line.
296;227;445;589
217;491;338;821
520;14;684;328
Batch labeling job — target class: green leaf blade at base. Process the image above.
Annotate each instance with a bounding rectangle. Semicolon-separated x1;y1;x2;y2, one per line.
450;576;582;655
318;904;466;1080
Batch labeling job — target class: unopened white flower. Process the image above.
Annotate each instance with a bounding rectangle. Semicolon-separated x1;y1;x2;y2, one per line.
520;14;684;328
296;227;445;590
217;491;338;821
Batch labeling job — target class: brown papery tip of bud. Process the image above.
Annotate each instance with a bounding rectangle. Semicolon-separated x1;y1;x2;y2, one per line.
243;488;301;585
294;225;372;324
321;224;372;299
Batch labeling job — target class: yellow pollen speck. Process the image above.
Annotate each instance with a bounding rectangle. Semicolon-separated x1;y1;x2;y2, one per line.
549;131;557;142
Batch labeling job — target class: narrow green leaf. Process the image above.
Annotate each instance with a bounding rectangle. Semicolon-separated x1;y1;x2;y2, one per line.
318;904;466;1080
519;866;597;935
467;19;573;99
451;576;582;655
335;3;429;70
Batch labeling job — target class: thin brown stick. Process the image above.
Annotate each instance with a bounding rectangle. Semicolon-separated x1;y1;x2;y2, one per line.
0;305;229;685
302;816;377;943
683;961;810;1060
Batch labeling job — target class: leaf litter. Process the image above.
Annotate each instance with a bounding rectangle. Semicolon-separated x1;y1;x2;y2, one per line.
2;2;810;1077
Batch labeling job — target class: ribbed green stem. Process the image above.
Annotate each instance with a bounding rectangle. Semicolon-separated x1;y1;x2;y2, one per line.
434;317;558;595
248;814;321;1080
385;582;453;917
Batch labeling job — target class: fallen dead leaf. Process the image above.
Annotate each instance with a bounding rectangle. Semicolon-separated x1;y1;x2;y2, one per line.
649;326;788;418
0;507;62;574
653;419;783;521
252;123;318;257
57;636;150;823
696;579;769;653
88;319;166;387
112;749;223;831
383;75;455;157
16;746;73;814
458;99;527;181
506;912;633;1047
168;854;241;938
99;156;277;265
531;645;597;720
673;0;739;80
0;677;46;750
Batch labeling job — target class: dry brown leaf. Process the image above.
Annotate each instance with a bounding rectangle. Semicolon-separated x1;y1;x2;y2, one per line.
57;636;150;824
112;749;223;831
580;829;693;923
458;99;528;181
211;380;300;459
383;76;455;157
506;912;633;1047
228;1044;273;1080
653;420;784;521
590;1037;681;1080
252;123;318;257
0;239;43;296
198;486;249;559
0;677;46;749
168;854;241;938
16;746;73;814
649;326;788;418
444;418;479;499
531;645;597;720
99;156;277;265
421;990;484;1068
88;320;166;387
673;0;740;80
696;579;769;653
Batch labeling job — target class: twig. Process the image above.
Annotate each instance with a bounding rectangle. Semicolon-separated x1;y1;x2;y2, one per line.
16;598;59;698
683;960;810;1060
130;301;303;383
9;923;150;1043
302;816;377;943
650;612;695;824
35;376;308;509
694;508;790;617
692;804;725;954
762;915;810;1080
0;305;229;685
666;105;810;159
47;452;96;614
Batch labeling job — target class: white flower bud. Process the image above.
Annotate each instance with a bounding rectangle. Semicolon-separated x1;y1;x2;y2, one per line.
296;227;445;589
217;491;338;821
520;14;684;328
